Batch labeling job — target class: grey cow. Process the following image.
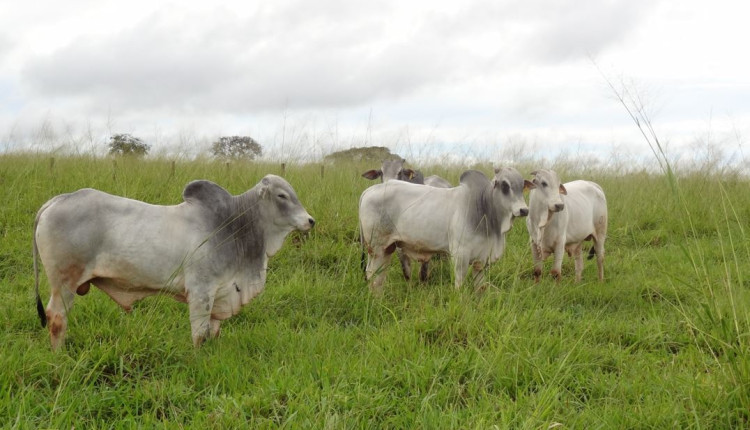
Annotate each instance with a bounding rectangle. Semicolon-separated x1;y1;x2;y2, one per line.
34;175;314;350
360;168;532;292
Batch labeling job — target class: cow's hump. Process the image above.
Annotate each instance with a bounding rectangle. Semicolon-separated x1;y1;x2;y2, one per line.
459;170;490;190
182;180;232;216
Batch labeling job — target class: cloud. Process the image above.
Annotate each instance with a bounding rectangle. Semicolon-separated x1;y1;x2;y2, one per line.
21;1;463;115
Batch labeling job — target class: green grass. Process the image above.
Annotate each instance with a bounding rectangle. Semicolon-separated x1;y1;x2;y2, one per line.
1;154;749;428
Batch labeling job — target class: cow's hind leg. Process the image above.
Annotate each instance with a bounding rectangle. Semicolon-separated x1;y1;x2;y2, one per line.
419;260;430;283
46;283;75;351
593;237;605;281
397;248;412;281
570;243;584;282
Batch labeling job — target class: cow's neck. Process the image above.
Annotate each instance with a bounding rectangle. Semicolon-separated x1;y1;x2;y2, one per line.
482;184;505;239
228;192;267;264
528;192;551;242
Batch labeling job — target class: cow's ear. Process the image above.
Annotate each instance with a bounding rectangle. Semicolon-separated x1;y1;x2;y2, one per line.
402;168;415;180
259;177;271;198
559;184;568;195
494;168;500;174
362;170;382;180
524;179;536;191
529;170;538;177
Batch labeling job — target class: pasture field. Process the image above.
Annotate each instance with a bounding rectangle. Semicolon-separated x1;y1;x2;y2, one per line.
0;154;748;428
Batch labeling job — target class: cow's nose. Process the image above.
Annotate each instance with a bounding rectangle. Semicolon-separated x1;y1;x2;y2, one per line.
519;208;529;217
553;203;564;212
308;218;316;228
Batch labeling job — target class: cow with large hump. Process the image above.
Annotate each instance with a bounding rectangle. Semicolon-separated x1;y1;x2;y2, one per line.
33;175;315;350
525;169;607;282
359;168;533;292
361;158;453;282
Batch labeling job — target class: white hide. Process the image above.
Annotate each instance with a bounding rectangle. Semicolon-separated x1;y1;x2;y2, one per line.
526;170;607;282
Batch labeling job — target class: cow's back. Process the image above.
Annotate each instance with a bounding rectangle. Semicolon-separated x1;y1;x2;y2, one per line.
35;189;202;285
359;181;456;250
562;180;607;240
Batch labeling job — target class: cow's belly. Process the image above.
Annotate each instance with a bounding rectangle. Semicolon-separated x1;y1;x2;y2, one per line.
84;251;189;309
399;242;438;262
91;277;187;311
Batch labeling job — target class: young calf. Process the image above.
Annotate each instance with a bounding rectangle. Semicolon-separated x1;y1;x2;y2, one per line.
526;169;608;282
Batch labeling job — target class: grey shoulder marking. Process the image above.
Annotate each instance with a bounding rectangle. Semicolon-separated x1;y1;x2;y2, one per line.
459;170;490;190
182;180;232;221
183;180;232;206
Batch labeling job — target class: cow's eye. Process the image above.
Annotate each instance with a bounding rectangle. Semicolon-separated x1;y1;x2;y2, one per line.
500;181;510;194
541;181;548;188
277;194;288;200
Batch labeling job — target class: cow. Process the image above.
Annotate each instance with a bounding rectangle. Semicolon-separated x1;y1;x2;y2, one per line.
361;158;424;184
361;158;453;282
525;169;607;282
359;168;533;292
33;175;315;350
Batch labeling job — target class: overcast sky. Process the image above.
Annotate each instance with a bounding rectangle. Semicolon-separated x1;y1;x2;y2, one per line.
1;0;748;167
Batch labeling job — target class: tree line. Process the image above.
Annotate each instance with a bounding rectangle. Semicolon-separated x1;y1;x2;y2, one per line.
108;134;262;160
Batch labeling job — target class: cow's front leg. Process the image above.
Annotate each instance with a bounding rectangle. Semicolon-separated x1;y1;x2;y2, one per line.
530;241;543;282
366;244;395;294
551;240;566;281
452;254;471;289
471;260;487;292
210;318;221;339
188;291;215;347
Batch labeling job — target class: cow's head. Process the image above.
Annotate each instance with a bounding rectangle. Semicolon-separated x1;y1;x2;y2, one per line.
493;167;532;219
362;158;422;184
528;169;567;228
259;175;315;232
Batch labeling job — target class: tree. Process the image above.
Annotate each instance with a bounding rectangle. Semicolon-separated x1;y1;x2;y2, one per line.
211;136;263;160
107;133;150;157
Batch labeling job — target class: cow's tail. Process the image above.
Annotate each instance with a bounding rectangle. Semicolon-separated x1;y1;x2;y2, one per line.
359;224;367;276
33;204;48;328
587;246;596;260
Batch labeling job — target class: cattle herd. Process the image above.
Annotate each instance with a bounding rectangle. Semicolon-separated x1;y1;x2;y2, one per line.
33;159;607;350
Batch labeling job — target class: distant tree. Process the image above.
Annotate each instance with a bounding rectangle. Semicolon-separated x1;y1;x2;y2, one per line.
107;133;150;157
323;146;396;163
211;136;263;160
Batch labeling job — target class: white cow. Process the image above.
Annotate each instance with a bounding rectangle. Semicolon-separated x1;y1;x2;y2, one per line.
33;175;314;350
359;168;532;292
525;169;607;282
361;158;452;282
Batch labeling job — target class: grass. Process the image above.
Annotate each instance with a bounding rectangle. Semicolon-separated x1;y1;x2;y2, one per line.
1;153;749;428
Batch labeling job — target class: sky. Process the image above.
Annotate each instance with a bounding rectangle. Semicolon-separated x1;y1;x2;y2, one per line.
1;0;749;169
